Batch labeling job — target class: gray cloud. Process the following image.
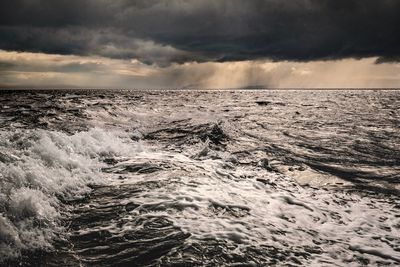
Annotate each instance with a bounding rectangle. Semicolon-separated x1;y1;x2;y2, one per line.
0;0;399;65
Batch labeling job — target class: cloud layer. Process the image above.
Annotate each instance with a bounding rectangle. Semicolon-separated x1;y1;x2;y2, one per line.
1;50;399;88
0;1;399;88
1;0;400;65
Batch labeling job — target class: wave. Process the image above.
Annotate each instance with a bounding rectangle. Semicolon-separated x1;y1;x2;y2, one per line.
0;128;140;261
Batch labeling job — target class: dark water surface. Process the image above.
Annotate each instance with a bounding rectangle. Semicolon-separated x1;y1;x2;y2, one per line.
0;89;399;266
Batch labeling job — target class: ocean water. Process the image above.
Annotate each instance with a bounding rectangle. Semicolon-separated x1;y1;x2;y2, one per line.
0;89;399;266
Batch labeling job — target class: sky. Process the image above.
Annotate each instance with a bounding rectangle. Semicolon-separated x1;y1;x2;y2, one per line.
0;0;399;89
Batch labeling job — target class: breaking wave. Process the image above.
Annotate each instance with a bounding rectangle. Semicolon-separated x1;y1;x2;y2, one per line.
0;128;140;260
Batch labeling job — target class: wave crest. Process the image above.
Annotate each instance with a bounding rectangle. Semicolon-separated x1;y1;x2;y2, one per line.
0;128;139;261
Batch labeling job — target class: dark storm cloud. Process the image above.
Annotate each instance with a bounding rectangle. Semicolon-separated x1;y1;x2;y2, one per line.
0;0;399;65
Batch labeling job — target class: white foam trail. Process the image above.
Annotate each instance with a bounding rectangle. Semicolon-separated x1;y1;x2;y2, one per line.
0;128;140;260
109;146;400;266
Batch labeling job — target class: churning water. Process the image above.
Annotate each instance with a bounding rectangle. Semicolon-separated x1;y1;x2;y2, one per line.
0;89;399;266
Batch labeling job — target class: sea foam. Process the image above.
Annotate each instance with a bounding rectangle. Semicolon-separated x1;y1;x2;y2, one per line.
0;128;139;261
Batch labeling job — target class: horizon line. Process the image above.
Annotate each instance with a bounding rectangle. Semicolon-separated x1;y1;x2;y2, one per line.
1;87;400;91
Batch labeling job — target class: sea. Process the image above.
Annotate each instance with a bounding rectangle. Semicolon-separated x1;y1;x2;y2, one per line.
0;89;399;266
